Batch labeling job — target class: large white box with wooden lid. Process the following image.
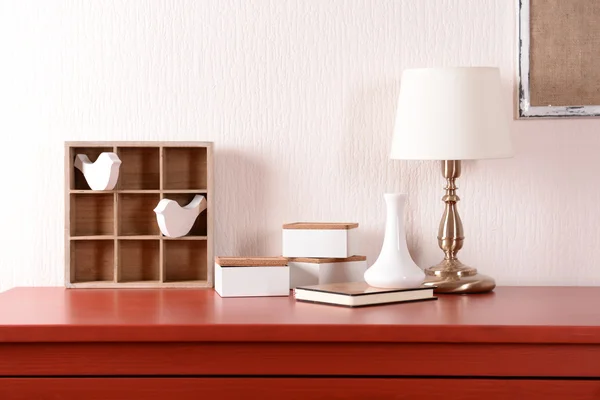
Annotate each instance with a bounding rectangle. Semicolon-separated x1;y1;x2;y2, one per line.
288;255;368;288
215;257;290;297
282;223;360;258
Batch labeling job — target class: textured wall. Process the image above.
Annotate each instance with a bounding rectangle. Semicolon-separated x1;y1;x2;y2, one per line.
1;0;599;292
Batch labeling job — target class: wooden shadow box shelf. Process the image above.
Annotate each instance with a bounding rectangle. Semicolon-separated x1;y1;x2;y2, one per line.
65;142;213;289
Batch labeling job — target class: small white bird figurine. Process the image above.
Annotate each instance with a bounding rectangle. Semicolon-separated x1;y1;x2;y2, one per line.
154;195;207;238
74;152;122;191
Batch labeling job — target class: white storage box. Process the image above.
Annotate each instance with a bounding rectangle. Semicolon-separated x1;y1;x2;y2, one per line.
282;222;360;258
288;255;367;288
215;257;290;297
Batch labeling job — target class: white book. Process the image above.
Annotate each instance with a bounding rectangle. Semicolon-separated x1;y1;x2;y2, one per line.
294;282;436;308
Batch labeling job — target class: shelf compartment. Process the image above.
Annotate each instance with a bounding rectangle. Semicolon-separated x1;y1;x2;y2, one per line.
164;240;208;282
70;146;114;190
163;147;208;190
118;193;161;236
70;194;114;236
118;240;160;282
117;147;160;190
160;193;208;236
70;240;114;283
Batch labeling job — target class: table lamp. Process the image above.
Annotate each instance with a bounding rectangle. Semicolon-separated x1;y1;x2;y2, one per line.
391;67;513;294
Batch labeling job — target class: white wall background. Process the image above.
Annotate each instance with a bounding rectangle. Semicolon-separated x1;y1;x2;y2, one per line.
1;0;599;292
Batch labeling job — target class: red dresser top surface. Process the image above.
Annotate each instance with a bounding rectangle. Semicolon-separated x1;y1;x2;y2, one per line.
0;286;599;344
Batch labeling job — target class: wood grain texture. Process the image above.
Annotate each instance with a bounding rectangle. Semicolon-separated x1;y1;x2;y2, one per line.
117;240;160;282
2;342;600;377
206;144;214;287
2;378;600;400
117;193;161;236
113;146;119;284
163;147;208;190
3;1;600;291
2;287;600;395
70;240;114;283
65;141;214;147
287;255;367;263
164;240;208;281
65;142;213;288
1;287;600;345
216;256;288;266
67;280;211;289
116;146;160;190
70;194;114;236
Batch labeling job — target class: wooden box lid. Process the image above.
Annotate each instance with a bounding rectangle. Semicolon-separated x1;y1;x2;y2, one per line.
287;255;367;264
215;257;288;267
282;222;359;230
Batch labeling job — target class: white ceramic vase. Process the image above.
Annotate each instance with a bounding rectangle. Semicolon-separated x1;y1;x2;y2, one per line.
364;193;425;288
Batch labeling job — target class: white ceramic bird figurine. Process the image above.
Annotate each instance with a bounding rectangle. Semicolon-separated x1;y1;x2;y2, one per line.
154;195;207;238
74;152;122;191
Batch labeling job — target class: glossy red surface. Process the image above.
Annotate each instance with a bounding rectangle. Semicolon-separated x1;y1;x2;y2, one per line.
1;286;599;399
0;286;599;343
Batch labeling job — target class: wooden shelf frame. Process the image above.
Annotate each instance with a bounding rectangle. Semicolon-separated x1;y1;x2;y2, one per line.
70;190;209;195
65;142;214;289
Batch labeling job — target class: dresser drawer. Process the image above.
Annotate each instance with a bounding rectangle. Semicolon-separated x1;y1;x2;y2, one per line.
4;342;600;378
1;378;600;400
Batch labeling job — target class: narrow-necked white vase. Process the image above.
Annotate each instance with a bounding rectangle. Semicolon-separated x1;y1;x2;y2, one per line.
364;193;425;288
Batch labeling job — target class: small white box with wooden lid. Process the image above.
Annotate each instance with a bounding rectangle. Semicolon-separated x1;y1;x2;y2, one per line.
288;255;368;289
282;222;360;258
215;257;290;297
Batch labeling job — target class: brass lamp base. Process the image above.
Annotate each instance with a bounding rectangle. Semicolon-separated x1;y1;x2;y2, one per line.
426;160;496;295
422;259;496;294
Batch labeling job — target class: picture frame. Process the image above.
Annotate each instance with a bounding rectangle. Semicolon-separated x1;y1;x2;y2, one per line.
517;0;600;118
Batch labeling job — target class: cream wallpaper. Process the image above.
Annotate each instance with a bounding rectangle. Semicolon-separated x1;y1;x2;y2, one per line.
1;0;599;291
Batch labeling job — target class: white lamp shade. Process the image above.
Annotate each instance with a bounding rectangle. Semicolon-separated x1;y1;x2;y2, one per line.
390;67;513;160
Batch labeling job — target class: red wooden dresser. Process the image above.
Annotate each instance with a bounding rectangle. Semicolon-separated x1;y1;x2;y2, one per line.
0;286;599;399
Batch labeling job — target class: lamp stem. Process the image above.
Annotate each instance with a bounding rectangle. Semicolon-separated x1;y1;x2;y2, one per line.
422;160;496;294
439;160;464;263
